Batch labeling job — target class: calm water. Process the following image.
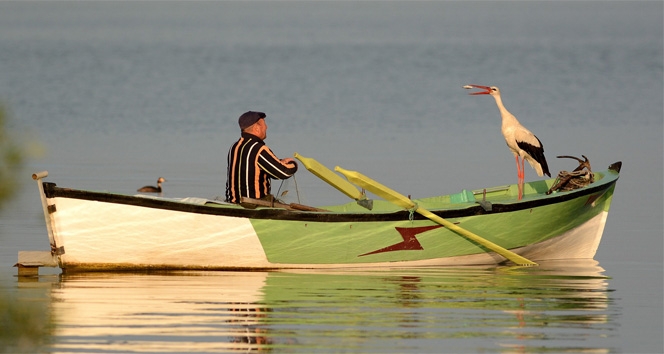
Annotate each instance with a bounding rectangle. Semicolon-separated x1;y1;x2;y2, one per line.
10;262;616;353
0;1;662;353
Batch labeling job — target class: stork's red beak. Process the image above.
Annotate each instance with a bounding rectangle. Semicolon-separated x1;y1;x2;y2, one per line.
463;84;492;95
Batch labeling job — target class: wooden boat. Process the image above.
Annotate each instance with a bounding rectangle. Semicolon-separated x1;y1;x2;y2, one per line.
19;156;622;272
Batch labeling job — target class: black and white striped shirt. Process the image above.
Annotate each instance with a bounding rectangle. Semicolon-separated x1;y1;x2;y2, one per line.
225;132;298;203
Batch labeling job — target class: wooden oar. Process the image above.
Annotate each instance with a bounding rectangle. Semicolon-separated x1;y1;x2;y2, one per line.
294;153;373;210
335;166;538;267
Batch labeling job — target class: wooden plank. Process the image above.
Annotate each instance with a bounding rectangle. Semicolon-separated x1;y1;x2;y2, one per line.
16;251;58;267
240;197;329;212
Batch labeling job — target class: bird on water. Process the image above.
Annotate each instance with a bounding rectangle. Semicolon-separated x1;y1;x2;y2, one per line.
464;84;550;197
137;177;166;193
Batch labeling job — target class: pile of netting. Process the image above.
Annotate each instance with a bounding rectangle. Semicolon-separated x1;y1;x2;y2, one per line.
546;155;594;195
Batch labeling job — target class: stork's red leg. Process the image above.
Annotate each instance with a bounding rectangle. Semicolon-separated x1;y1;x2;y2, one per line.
520;157;526;182
516;156;525;200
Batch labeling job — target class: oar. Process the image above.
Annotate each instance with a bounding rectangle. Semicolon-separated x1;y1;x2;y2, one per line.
294;153;373;210
335;166;538;267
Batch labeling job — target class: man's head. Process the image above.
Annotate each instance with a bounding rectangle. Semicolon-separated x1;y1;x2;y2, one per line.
238;111;267;139
238;111;266;129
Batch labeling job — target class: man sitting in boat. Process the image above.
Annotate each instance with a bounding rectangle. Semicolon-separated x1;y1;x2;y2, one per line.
225;111;298;204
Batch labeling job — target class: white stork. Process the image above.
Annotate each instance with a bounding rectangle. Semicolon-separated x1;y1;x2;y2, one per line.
464;84;550;191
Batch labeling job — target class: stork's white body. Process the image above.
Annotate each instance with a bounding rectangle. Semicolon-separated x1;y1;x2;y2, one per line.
465;85;550;193
493;93;549;178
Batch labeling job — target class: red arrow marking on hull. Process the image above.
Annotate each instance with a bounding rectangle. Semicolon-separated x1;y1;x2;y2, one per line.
359;225;443;257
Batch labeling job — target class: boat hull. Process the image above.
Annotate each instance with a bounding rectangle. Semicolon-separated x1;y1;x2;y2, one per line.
32;163;620;271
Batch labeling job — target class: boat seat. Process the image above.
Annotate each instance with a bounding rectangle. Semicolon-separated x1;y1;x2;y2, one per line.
450;189;476;204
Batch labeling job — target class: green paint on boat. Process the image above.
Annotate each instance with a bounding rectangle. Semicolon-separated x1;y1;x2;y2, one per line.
251;170;618;265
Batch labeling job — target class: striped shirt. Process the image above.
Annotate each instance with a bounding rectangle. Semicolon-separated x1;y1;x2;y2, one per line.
225;132;298;203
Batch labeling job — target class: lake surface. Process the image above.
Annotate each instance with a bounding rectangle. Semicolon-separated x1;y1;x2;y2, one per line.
9;262;619;353
0;1;662;353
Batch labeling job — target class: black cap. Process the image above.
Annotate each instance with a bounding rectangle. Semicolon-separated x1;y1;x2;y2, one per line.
238;111;266;129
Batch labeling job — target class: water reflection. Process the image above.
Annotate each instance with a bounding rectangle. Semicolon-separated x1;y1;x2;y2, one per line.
13;260;616;353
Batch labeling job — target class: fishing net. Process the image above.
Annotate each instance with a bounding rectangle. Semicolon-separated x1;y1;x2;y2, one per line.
546;155;594;195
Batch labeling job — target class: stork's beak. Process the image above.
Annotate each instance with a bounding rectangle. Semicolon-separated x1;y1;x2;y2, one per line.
463;84;492;95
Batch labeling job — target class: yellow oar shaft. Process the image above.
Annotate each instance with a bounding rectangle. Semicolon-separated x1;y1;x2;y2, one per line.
414;208;535;265
335;166;537;267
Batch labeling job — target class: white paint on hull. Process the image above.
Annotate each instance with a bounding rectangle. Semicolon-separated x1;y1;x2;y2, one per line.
52;197;271;269
518;212;607;260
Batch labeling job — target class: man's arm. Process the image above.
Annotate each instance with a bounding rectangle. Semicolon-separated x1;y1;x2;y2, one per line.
257;146;298;179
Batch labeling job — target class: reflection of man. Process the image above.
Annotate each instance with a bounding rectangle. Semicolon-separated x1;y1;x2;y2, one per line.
225;111;298;204
228;305;271;346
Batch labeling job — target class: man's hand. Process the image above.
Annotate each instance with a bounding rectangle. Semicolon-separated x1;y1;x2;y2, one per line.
281;157;298;170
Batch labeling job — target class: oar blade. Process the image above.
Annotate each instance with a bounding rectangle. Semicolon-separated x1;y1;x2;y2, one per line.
294;153;364;201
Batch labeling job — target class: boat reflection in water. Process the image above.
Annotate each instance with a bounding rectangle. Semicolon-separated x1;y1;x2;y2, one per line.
20;259;615;353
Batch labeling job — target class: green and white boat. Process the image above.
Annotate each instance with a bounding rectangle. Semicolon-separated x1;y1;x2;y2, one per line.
19;155;621;273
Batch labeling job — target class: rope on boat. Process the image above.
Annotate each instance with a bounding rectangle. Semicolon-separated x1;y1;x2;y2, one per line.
292;174;301;204
408;203;418;221
546;155;595;195
276;174;302;205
